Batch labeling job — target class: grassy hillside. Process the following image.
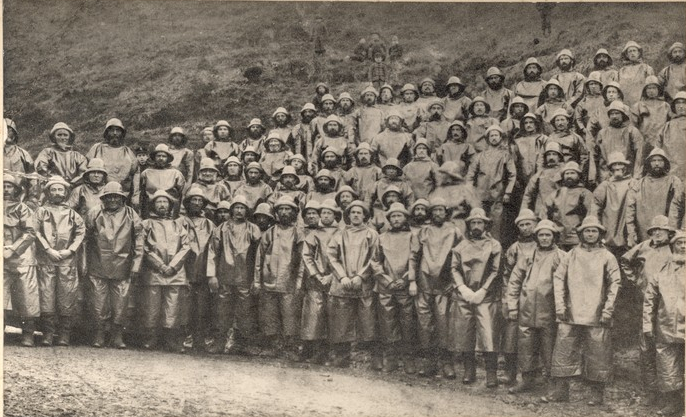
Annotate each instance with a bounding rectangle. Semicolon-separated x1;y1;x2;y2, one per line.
4;1;685;155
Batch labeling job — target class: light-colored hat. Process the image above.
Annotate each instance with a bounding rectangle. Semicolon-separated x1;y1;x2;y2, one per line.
320;93;336;104
426;98;444;112
466;207;491;223
468;96;491;115
668;42;685;56
585;71;603;88
273;195;298;210
224;155;242;167
247;118;265;129
324;114;343;127
254;202;274;219
410;198;430;211
400;83;419;94
447;76;466;87
622;40;643;58
485;67;504;80
44;175;70;190
337;92;355;103
5;118;17;136
485;125;504;137
645;147;670;164
671;91;686;113
555;48;574;62
288;153;307;164
385;108;403;122
150;143;174;162
361;85;379;98
438;161;464;181
213;120;232;136
315;168;335;181
577;215;606;233
272;107;289;118
606;100;630;119
242;145;260;156
345;200;370;219
607;151;630;167
429;197;448;210
413;137;430;152
335;185;359;205
49;122;75;142
3;174;22;190
280;166;300;184
447;120;468;137
523;57;542;73
216;201;232;212
386;201;409;220
320;199;341;214
515;209;538;225
382;185;402;204
245;161;264;173
420;77;436;87
169;126;186;137
302;200;321;215
509;96;530;114
543;141;563;157
382;158;402;173
84;158;108;176
593;48;613;65
602;81;624;100
379;84;394;94
534;219;561;234
549;108;572;123
198;157;220;173
104;118;126;138
560;161;582;175
301;103;317;113
183;184;208;205
229;195;250;212
647;215;673;234
670;230;686;244
99;181;127;200
149;189;176;205
354;142;373;154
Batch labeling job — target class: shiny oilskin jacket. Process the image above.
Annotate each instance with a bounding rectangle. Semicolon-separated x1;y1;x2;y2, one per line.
521;165;562;218
84;205;143;280
34;203;86;266
553;243;621;326
86;143;138;193
326;224;383;298
376;228;413;295
644;255;685;344
4;200;37;268
410;223;464;295
180;214;215;283
658;115;686;180
206;219;261;289
451;235;502;302
502;238;537;311
465;146;517;202
595;121;645;179
625;171;683;242
67;182;105;218
592;175;633;248
140;214;192;286
621;240;672;292
302;224;338;292
255;224;304;294
507;246;567;328
403;156;439;200
632;98;671;148
34;145;88;185
544;184;596;246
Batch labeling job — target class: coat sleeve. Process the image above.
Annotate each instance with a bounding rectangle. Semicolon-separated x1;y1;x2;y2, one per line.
408;229;421;283
630;128;645;178
601;253;621;319
450;247;466;288
521;174;538;214
301;234;323;278
325;232;347;281
668;186;684;229
480;242;502;292
130;210;144;274
67;211;86;254
591;181;607;219
206;228;220;278
507;257;528;313
642;272;659;335
552;251;570;315
374;239;394;287
168;221;192;271
253;228;271;286
504;155;517;196
625;184;638;237
619;244;641;285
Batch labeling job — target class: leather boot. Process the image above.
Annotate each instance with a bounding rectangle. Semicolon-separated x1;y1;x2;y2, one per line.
499;353;517;386
485;352;499;388
41;314;56;346
21;319;36;347
542;377;569;402
462;352;477;384
111;325;127;349
382;344;398;373
441;350;456;379
509;371;536;394
56;316;71;346
586;381;604;406
142;328;157;350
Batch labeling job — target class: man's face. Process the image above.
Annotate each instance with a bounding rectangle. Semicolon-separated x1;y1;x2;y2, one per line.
650;228;670;246
317;86;327;95
357;149;371;166
588;82;602;95
275;113;288;126
105;126;125;146
671;48;685;63
547;85;560;99
320;209;336;225
525;64;540;79
563;170;580;186
431;206;447;225
280;174;297;189
202;130;214;143
447;125;464;141
610;163;627;180
468;219;485;238
383;192;400;206
246;169;262;184
595;54;610;69
605;87;620;102
626;47;641;62
522;118;537;133
553;116;569;131
170;134;185;147
674;100;686;116
216;209;232;223
249;125;263;138
429;104;443;120
325;122;340;136
415;144;429;158
363;92;376;105
226;163;241;177
301;109;316;123
216;126;230;140
608;110;625;127
645;85;660;99
277;205;296;225
472;102;486;116
537;230;554;249
199;169;217;183
403;90;417;103
374;55;383;63
243;153;258;164
3;183;17;200
544;152;561;166
582;227;600;244
231;204;247;221
290;159;304;171
421;83;434;95
649;156;667;175
557;55;572;71
153;197;171;216
448;84;463;95
389;212;407;229
154;152;169;167
304;209;320;227
511;104;527;119
322;100;335;113
380;89;393;103
87;171;105;184
268;139;281;152
53;129;71;149
486;76;503;90
48;184;67;203
102;194;124;212
412;205;427;222
383;166;400;179
323;152;338;168
316;176;333;191
387;116;401;131
673;238;686;255
517;220;536;238
187;196;205;214
338;191;354;206
488;131;503;147
339;99;353;111
348;206;365;226
136;153;149;165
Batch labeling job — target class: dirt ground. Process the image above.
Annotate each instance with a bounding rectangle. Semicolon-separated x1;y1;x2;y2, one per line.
3;332;661;417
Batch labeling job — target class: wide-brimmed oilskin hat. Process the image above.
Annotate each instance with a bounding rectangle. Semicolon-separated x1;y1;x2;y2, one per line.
150;143;174;162
515;209;538;225
647;215;674;234
386;201;409;220
577;215;606;233
99;181;128;200
465;207;491;223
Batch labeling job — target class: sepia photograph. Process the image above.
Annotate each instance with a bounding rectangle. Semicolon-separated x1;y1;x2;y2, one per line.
3;1;686;416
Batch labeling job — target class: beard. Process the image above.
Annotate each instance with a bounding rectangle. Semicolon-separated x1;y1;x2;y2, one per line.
558;62;572;71
248;130;263;139
470;228;484;239
671;55;686;64
650;166;667;177
609;119;624;128
524;72;540;82
301;115;315;124
563;178;578;188
595;59;610;70
429;112;442;121
449;89;464;99
486;81;503;90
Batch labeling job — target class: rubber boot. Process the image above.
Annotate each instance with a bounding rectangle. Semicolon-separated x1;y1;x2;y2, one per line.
542;377;570;402
142;328;157;350
499;353;517;386
369;342;384;371
658;390;685;417
586;381;604;406
259;335;279;357
56;316;72;347
441;350;456;379
403;353;417;375
165;328;186;354
21;319;36;347
418;350;437;377
92;323;106;348
311;341;329;365
41;314;56;346
382;344;398;373
329;343;351;368
462;352;476;384
509;371;536;394
111;325;127;349
283;336;304;362
485;352;499;388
